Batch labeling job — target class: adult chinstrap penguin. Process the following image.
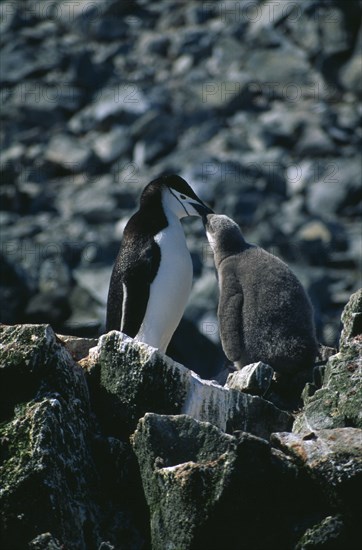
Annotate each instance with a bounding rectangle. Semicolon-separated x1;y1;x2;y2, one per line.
106;174;213;353
204;214;318;375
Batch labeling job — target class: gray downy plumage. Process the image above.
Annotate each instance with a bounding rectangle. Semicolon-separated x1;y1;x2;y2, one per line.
204;214;319;375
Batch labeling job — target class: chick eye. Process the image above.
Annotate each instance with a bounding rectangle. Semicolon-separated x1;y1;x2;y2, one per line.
180;194;186;200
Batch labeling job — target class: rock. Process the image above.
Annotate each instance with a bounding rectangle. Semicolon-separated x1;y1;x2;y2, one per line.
340;288;362;343
25;290;72;329
52;175;121;223
272;428;362;534
295;514;349;550
132;413;297;550
8;80;84;114
0;324;148;549
38;256;72;294
170;28;213;59
296;124;336;156
306;158;362;217
1;317;361;548
226;362;274;396
92;126;132;164
71;84;149;133
0;143;25;169
259;105;304;147
1;0;362;542
56;334;98;362
68;50;112;91
73;266;111;308
283;7;320;57
70;188;118;223
45;134;93;172
294;289;362;432
84;330;292;439
295;220;333;265
185;5;214;25
231;190;264;226
65;284;103;338
333;101;361;133
340;54;362;95
132;412;361;550
29;533;63;550
208;35;246;71
140;34;170;56
87;16;128;41
132;113;179;165
317;7;351;56
247;0;296;34
245;44;322;92
0;39;62;84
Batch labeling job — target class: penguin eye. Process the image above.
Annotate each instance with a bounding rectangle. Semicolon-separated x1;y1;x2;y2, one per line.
180;194;187;200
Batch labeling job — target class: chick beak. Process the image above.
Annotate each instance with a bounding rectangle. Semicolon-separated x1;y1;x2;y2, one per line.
192;201;214;220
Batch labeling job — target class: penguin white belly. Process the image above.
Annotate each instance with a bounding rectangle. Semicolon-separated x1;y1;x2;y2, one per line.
135;220;193;353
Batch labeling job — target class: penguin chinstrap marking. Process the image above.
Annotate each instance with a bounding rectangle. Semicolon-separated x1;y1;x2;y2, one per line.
106;175;213;353
204;214;318;375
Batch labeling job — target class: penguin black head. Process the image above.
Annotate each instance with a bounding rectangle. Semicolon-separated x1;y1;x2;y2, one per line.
141;174;213;220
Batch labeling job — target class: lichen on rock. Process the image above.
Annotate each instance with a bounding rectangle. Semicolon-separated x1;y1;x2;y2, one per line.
1;289;361;549
294;289;362;432
0;324;148;550
132;412;299;550
84;330;292;439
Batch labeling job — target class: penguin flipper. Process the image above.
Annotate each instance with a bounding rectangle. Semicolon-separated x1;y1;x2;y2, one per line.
106;265;123;332
118;238;161;338
218;276;244;363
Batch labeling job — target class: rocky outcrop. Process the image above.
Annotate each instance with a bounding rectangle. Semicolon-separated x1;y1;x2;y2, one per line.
133;415;362;550
1;0;361;366
83;330;292;439
132;413;301;550
0;324;149;550
294;289;362;432
1;290;361;549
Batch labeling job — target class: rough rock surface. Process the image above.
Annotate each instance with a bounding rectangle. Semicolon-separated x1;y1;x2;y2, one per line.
0;324;149;550
1;0;361;378
1;290;361;549
294;289;362;432
225;361;274;395
273;427;362;550
133;414;362;550
272;428;362;511
132;413;301;550
83;330;292;439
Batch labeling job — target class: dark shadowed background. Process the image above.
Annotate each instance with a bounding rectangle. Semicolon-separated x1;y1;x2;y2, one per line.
0;0;361;377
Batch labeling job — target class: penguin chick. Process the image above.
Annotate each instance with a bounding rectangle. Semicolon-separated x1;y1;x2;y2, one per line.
106;174;213;353
204;214;318;374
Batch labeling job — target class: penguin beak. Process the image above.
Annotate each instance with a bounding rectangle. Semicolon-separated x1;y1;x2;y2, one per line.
190;201;214;218
201;211;215;228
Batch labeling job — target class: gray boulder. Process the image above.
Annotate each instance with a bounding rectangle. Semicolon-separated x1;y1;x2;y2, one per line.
132;412;300;550
294;289;362;432
1;305;361;549
133;413;362;550
226;361;274;396
84;330;292;440
273;427;362;549
0;324;147;550
45;134;93;172
273;428;362;511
